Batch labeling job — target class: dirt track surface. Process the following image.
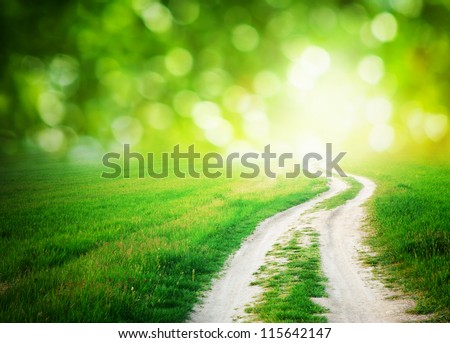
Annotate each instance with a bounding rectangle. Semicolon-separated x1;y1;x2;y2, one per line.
312;175;426;322
189;176;423;323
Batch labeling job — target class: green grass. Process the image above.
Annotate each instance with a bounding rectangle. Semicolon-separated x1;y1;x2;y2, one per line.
0;156;327;322
314;176;362;211
246;229;327;323
244;176;364;323
349;157;450;321
3;154;448;322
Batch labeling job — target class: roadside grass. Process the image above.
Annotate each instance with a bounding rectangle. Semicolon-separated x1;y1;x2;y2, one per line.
246;229;327;323
0;156;327;322
348;157;450;321
245;176;364;323
313;176;362;211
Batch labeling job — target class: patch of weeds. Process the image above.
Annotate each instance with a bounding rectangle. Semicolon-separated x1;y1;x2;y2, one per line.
246;229;328;323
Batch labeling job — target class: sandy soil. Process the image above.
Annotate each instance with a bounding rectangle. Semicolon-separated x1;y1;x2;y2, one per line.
188;178;346;323
312;175;426;322
188;175;424;323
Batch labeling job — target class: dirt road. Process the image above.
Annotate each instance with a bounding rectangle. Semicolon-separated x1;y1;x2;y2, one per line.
312;175;424;322
189;176;420;323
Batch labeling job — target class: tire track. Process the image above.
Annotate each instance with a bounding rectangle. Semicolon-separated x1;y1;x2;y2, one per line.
188;178;346;323
189;175;423;323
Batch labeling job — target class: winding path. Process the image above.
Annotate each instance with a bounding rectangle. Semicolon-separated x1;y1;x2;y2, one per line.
189;176;420;323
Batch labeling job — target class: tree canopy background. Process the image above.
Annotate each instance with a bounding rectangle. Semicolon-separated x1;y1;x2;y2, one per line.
1;0;449;160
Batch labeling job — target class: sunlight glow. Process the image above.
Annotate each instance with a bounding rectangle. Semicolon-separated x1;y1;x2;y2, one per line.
165;48;193;76
390;0;422;18
173;90;200;117
253;71;282;97
231;25;259;52
140;2;172;33
243;110;270;140
38;91;65;126
222;85;249;113
112;116;143;145
36;128;66;153
357;55;384;84
295;133;326;157
407;110;427;144
6;0;449;157
192;101;222;130
366;97;393;124
143;102;174;130
49;55;79;87
205;118;234;146
299;46;331;76
195;69;229;98
369;124;395;151
424;114;448;142
371;12;398;42
267;11;295;37
288;46;330;90
137;72;166;100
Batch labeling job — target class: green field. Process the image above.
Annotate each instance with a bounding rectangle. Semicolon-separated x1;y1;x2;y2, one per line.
1;0;449;327
1;156;449;322
350;157;450;322
0;157;327;322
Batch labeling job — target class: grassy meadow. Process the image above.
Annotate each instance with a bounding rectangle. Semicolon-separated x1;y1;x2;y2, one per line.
350;157;450;321
1;155;449;323
0;156;327;322
1;0;449;327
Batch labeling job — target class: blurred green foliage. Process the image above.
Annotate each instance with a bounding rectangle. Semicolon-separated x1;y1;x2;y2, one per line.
0;0;449;158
